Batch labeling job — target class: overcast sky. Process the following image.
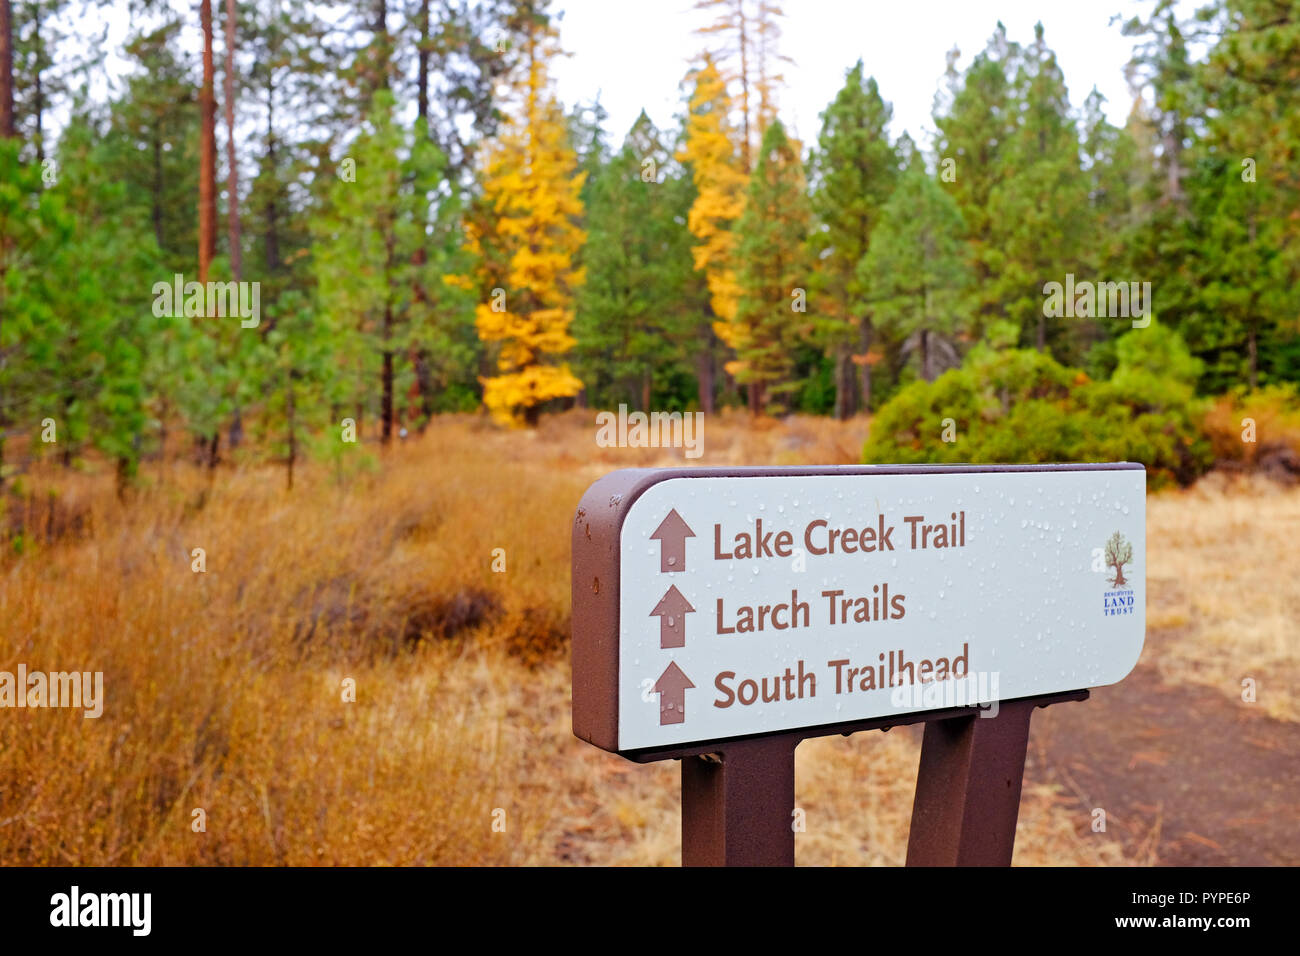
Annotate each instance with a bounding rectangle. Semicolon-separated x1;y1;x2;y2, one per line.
548;0;1201;152
70;0;1201;155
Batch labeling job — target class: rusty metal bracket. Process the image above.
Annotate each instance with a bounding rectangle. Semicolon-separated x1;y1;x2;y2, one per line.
677;690;1087;867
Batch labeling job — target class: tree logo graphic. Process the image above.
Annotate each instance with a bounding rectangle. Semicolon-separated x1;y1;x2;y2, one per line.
1104;531;1134;588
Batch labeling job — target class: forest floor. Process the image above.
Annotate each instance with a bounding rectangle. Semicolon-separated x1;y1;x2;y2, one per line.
1;410;1296;865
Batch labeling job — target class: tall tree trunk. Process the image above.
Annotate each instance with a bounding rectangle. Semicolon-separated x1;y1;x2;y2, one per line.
416;0;430;121
918;284;933;379
152;131;165;247
381;182;396;442
264;76;280;273
0;0;12;495
409;241;435;423
115;456;132;500
1163;128;1183;208
833;344;853;420
738;4;751;173
858;318;873;412
32;14;43;162
156;399;169;465
413;0;433;415
414;348;434;429
1248;322;1258;390
228;407;243;450
222;0;242;457
373;1;394;446
381;304;394;443
0;291;5;492
60;394;73;466
1248;207;1258;389
286;369;296;491
224;0;240;280
199;0;217;282
0;0;13;138
696;346;715;416
371;0;389;98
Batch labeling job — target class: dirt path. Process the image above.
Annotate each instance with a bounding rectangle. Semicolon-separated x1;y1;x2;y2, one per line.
1025;661;1300;865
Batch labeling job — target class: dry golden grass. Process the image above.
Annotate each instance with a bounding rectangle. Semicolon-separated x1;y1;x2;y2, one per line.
2;409;1290;865
1145;472;1300;721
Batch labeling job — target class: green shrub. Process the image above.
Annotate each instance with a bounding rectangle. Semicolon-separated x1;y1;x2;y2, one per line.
863;326;1213;487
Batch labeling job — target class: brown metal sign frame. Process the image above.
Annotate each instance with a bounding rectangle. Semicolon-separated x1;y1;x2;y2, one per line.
571;463;1142;866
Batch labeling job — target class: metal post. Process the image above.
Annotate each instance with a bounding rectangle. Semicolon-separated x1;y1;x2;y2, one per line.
681;736;797;866
905;698;1039;866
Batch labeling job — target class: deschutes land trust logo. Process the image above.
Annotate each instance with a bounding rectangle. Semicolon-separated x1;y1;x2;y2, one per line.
1102;530;1136;616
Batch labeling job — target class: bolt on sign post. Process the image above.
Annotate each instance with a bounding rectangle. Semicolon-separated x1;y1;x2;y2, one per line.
571;465;1146;866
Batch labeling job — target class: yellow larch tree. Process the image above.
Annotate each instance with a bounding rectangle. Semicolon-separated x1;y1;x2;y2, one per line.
464;16;585;426
692;0;790;173
753;1;790;140
678;55;747;349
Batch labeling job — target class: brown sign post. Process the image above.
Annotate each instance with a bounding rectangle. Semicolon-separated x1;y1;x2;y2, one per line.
571;465;1145;866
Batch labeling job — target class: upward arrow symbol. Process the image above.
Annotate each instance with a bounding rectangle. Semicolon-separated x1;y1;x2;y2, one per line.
650;509;695;573
654;661;695;726
650;585;695;648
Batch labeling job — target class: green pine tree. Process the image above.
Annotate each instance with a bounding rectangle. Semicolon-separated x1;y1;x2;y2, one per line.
0;137;72;495
859;149;972;385
44;108;163;487
732;118;811;414
1181;0;1300;389
807;60;896;415
313;90;471;442
573;111;699;410
986;23;1092;359
932;23;1020;337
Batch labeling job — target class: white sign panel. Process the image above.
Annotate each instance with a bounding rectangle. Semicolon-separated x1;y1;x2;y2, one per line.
614;469;1145;751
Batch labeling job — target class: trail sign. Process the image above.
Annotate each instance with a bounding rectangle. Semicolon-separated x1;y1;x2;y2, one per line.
572;464;1145;756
